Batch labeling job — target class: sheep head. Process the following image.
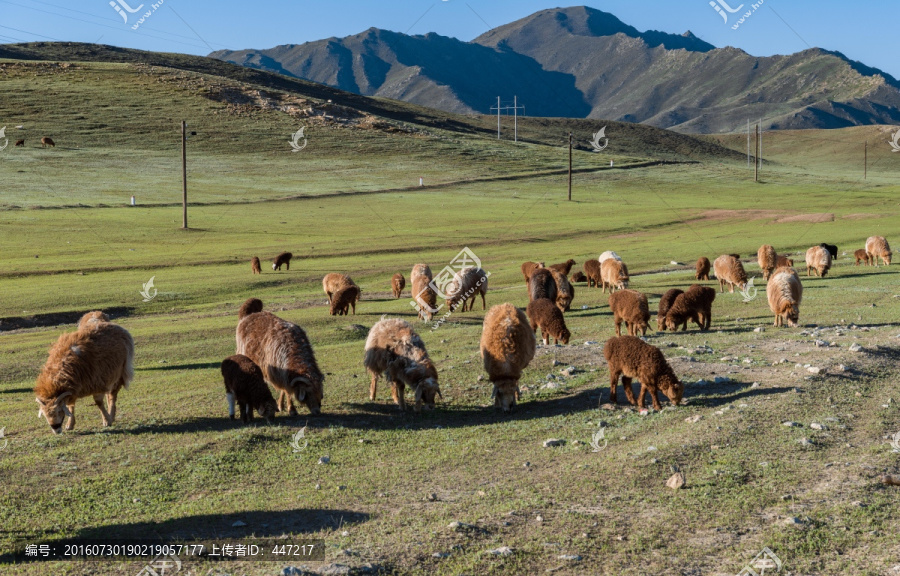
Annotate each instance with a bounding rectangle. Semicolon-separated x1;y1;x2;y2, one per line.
36;392;73;434
258;398;278;423
659;374;683;406
559;328;571;345
290;377;323;415
886;251;893;265
492;379;519;412
781;302;800;327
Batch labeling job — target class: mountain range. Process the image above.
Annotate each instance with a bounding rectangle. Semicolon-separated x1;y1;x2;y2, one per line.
210;5;900;133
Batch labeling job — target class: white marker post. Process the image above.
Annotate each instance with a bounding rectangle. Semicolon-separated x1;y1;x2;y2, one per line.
130;195;135;206
419;177;424;187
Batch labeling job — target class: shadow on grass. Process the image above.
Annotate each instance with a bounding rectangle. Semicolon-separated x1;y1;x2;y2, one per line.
0;306;134;332
0;387;33;395
141;362;221;372
685;381;794;407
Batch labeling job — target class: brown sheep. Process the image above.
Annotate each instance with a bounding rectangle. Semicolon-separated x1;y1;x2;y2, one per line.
330;285;360;315
570;271;587;283
251;256;261;275
272;251;293;271
447;266;488;312
608;289;650;337
695;257;710;281
222;354;277;424
712;255;748;293
364;318;441;412
410;264;437;322
767;267;803;327
481;303;536;412
526;298;571;345
528;268;558;302
866;236;892;266
657;288;684;331
239;297;264;319
391;273;406;298
236;298;324;416
600;259;629;293
521;261;544;283
547;259;577;276
776;255;794;268
322;273;357;304
604;336;683;410
805;246;832;277
757;245;777;280
665;285;716;332
41;136;55;148
15;139;24;147
854;249;871;266
728;253;741;260
583;259;602;288
548;267;574;312
34;312;134;434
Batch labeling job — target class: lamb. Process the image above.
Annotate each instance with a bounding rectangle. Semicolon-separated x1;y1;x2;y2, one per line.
757;245;777;280
322;273;357;304
805;246;832;277
272;251;293;271
15;139;24;147
712;255;748;293
221;354;277;424
819;243;838;259
604;336;684;410
767;267;803;327
251;256;261;275
391;273;406;298
776;255;794;268
608;289;650;336
657;288;684;331
526;298;571;345
521;261;544;282
547;259;577;276
583;259;602;288
854;249;871;266
549;267;574;312
695;257;710;281
447;266;488;312
236;298;324;415
600;258;629;293
570;271;587;283
364;319;441;412
665;285;716;331
34;312;134;434
41;137;55;148
528;268;558;301
330;285;361;315
480;303;536;412
866;236;892;266
410;264;437;322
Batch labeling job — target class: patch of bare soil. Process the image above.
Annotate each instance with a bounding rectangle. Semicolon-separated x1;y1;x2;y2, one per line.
843;213;886;220
775;213;834;223
696;209;783;221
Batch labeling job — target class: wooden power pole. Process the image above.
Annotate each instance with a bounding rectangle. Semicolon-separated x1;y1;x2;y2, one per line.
864;140;868;180
568;132;573;201
755;124;760;183
181;120;188;229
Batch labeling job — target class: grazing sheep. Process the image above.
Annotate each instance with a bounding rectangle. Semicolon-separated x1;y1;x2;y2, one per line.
251;256;262;275
776;255;794;268
526;298;571;345
608;289;650;336
272;251;293;271
713;255;748;293
221;354;277;424
570;271;587;283
767;268;803;327
854;249;871;266
41;137;55;148
757;245;777;280
521;261;544;282
604;336;683;410
447;267;488;312
528;268;558;302
695;257;711;281
410;264;437;322
665;285;716;331
322;273;357;304
236;298;324;416
548;267;574;312
805;246;832;277
391;273;406;298
34;312;134;434
330;285;360;315
866;236;892;267
364;319;441;412
480;303;536;412
600;259;629;293
547;259;577;276
14;139;24;147
657;288;684;331
819;243;838;260
583;259;602;288
598;251;621;264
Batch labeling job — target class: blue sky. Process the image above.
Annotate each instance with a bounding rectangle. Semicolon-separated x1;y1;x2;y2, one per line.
0;0;897;78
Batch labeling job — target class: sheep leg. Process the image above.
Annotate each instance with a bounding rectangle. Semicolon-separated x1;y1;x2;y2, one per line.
646;384;663;411
369;373;379;401
93;394;112;427
351;301;356;315
391;381;406;410
107;388;119;424
614;316;622;337
622;377;638;406
65;402;77;430
608;370;621;404
480;291;486;310
239;402;249;423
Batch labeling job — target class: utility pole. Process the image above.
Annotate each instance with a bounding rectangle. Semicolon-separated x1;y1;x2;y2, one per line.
568;132;573;201
864;140;868;180
755;123;759;183
181;120;188;229
514;95;518;142
759;117;762;167
747;119;750;168
494;97;500;139
490;97;525;141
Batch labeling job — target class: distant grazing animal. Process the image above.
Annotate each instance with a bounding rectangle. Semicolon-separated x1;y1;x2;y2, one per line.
480;303;536;412
322;273;357;304
713;255;748;293
819;243;838;260
695;257;710;281
665;285;716;332
447;266;488;312
221;354;277;424
526;298;570;345
600;259;629;293
757;245;777;280
608;289;650;336
548;267;574;312
236;298;324;415
547;259;577;276
776;255;794;268
854;249;871;266
34;312;134;434
330;285;360;316
528;268;558;302
391;273;406;298
272;252;293;271
570;271;587;283
767;267;803;327
410;264;437;322
251;256;261;275
657;288;684;331
14;139;24;147
582;259;602;288
364;318;441;412
604;335;683;410
521;261;544;283
805;246;832;277
866;236;892;267
41;137;55;148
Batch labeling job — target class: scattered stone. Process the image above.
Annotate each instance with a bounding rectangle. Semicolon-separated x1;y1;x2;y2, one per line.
541;382;561;390
282;568;306;576
432;552;450;558
695;379;709;386
837;364;847;372
750;382;760;389
488;546;514;557
523;461;531;468
341;531;349;537
882;475;900;486
560;366;582;377
798;438;812;447
558;554;583;561
358;439;370;444
584;341;598;345
600;403;616;410
552;360;563;367
647;446;657;452
783;517;804;527
666;473;686;490
535;515;543;522
714;376;730;384
448;521;478;532
810;423;826;430
232;520;247;527
742;358;752;364
337;485;347;491
320;564;351;576
543;439;565;448
815;340;828;347
849;343;863;352
783;422;800;427
477;374;484;381
315;484;321;490
318;456;330;465
670;261;681;266
754;327;765;333
807;366;822;375
685;415;701;423
426;493;438;502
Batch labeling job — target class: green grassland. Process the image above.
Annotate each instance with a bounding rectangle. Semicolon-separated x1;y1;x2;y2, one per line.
0;47;899;575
